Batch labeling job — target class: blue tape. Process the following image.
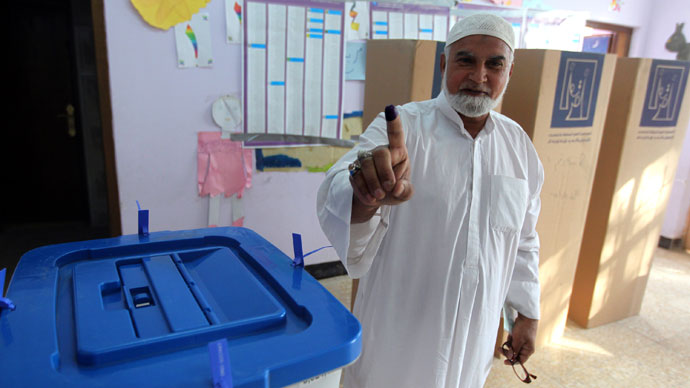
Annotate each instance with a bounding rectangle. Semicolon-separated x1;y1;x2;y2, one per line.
309;28;323;33
0;268;15;312
309;8;324;13
324;115;339;119
326;30;341;34
249;43;267;49
374;21;388;25
374;31;388;35
309;18;324;23
287;57;305;62
270;81;285;86
208;339;233;388
308;34;323;39
419;28;433;33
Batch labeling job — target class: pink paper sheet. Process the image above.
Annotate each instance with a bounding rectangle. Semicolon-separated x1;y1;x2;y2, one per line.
198;132;253;197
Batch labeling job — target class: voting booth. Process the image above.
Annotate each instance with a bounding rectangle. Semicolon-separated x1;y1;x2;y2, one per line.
0;227;361;387
362;40;445;127
569;58;690;328
501;49;617;346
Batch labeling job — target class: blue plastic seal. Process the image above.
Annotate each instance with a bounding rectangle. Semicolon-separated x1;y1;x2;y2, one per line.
292;233;333;267
136;201;149;237
208;338;233;388
0;268;15;312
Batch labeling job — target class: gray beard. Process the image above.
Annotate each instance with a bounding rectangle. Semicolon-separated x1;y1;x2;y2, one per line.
442;74;509;118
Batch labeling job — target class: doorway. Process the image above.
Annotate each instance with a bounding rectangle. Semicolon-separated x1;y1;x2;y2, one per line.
3;0;114;282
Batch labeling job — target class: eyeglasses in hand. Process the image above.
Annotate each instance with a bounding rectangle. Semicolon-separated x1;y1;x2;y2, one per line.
501;341;537;384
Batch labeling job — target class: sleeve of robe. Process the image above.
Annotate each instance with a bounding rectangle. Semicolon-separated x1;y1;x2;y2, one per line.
316;112;396;279
504;152;544;321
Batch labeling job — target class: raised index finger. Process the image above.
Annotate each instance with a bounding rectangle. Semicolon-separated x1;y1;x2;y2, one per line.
385;105;406;164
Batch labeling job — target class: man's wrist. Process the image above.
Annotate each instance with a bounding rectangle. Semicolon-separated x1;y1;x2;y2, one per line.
351;196;379;223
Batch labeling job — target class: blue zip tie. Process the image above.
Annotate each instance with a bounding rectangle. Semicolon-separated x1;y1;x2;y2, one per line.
137;200;149;237
292;233;332;267
0;268;16;312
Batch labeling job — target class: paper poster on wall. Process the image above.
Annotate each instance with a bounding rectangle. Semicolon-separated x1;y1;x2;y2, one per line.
132;0;211;30
551;52;604;128
243;0;345;145
640;60;690;127
175;12;213;67
197;132;253;197
345;41;366;80
345;1;370;40
523;10;587;52
226;0;243;43
369;2;450;42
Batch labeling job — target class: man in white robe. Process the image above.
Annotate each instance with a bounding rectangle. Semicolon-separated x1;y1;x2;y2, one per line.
316;14;543;388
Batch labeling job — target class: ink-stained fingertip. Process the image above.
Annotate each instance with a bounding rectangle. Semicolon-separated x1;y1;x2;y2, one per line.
385;105;398;122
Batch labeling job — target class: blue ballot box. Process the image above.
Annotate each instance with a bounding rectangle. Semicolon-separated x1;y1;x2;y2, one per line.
0;227;361;387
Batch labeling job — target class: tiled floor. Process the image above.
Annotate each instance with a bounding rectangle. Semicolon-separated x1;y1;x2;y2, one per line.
318;247;690;388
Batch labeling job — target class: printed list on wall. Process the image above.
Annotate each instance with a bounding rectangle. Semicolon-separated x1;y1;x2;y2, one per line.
243;0;345;146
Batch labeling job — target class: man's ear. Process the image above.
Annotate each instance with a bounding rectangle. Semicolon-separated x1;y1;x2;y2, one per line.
508;61;514;78
440;53;446;74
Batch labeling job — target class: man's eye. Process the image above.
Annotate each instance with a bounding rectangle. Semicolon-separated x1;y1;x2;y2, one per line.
457;58;473;64
488;61;504;68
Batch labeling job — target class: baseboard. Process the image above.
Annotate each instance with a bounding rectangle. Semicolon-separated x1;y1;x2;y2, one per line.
305;261;348;280
658;236;683;249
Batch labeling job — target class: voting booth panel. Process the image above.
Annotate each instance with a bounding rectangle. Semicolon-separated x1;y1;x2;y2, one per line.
362;40;444;127
569;58;690;328
501;49;617;347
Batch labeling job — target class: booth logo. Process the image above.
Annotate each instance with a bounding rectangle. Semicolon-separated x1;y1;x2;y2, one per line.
640;60;689;127
551;52;605;128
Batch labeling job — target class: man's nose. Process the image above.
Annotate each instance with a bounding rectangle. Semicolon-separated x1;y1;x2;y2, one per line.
468;64;487;84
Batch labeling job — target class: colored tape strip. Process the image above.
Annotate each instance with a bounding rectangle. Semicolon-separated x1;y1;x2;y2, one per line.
249;43;267;49
287;57;305;62
270;81;285;86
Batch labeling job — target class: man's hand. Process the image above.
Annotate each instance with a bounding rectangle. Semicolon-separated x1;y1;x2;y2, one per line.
350;105;415;223
504;313;538;365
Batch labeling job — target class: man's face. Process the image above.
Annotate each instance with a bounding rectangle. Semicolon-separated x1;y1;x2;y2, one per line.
441;35;513;118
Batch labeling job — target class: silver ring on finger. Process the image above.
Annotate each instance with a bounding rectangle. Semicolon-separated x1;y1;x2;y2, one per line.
357;149;373;161
348;159;362;176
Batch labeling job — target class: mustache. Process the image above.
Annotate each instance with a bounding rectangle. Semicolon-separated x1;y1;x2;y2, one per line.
455;82;492;95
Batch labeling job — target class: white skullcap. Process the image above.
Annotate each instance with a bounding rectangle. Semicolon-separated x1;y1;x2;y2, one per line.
445;13;515;51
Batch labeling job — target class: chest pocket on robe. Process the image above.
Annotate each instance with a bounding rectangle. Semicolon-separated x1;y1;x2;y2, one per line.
489;175;529;234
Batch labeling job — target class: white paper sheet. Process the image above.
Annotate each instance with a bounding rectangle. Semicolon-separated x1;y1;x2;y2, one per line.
388;12;403;39
225;0;243;44
345;1;369;40
246;2;266;133
321;10;342;139
304;8;324;137
372;11;388;40
286;6;305;135
419;14;433;40
174;12;213;68
267;4;287;134
433;14;448;42
403;13;418;40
